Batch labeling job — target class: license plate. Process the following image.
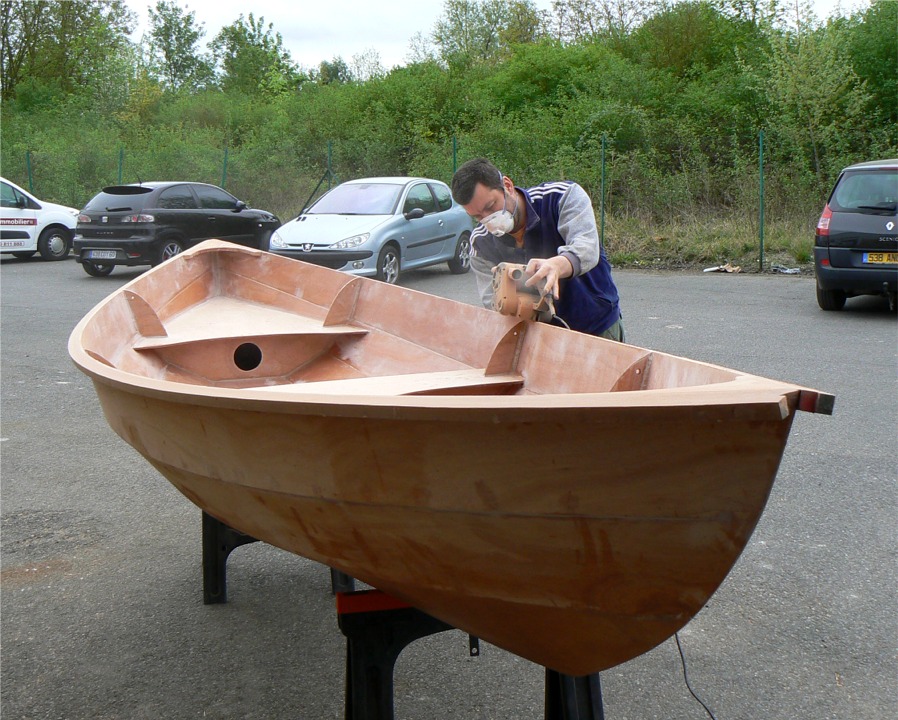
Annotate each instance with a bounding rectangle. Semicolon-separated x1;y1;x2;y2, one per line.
87;250;117;260
863;252;898;264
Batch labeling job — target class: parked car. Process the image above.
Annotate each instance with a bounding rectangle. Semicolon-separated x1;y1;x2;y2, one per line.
268;177;474;284
1;177;78;261
73;181;280;277
814;159;898;311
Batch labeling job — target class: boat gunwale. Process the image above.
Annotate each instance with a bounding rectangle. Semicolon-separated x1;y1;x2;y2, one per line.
70;341;801;422
67;240;829;419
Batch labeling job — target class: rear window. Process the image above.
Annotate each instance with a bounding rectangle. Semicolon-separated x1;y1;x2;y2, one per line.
83;186;153;212
830;169;898;214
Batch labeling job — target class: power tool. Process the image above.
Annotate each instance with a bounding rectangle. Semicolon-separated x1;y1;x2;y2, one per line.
490;262;557;323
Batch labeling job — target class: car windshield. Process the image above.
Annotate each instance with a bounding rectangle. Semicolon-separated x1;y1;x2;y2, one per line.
832;170;898;213
307;183;403;215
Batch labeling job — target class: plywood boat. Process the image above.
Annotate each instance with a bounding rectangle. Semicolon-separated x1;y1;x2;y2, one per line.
68;240;833;676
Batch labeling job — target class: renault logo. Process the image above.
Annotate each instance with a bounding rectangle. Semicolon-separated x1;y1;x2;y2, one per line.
101;216;108;223
887;221;895;231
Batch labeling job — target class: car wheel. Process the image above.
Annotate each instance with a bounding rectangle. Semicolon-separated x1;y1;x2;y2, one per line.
11;251;36;259
376;244;400;284
816;283;846;311
448;232;472;274
157;238;184;265
37;226;71;261
82;261;114;277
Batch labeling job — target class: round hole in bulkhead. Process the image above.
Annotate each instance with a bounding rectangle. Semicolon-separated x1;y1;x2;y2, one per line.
234;343;262;371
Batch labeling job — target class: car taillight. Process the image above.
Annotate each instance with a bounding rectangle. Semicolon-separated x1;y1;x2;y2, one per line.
78;214;91;223
816;205;832;236
122;214;154;223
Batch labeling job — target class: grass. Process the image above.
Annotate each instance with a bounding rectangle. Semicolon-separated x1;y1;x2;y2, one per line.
603;214;816;273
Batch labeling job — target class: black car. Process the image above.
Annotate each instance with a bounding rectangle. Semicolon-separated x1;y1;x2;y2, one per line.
74;182;280;276
814;159;898;310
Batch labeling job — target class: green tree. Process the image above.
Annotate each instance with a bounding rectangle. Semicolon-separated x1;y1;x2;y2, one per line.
318;56;351;85
765;19;871;180
627;1;760;77
432;0;543;65
146;0;214;91
844;0;897;126
210;13;298;95
0;0;134;101
548;0;653;43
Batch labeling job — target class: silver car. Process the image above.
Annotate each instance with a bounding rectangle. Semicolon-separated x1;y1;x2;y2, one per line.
268;177;474;284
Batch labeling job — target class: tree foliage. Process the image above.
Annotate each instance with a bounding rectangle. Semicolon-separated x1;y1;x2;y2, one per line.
145;0;213;91
843;0;898;126
432;0;544;65
1;0;134;101
1;0;892;249
210;13;299;95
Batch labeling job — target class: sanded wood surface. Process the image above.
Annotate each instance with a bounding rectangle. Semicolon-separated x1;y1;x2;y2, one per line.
68;240;834;675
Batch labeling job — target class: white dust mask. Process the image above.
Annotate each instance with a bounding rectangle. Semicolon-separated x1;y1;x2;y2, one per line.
481;186;518;236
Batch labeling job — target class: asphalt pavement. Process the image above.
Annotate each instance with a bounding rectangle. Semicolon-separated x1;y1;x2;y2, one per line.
2;255;895;719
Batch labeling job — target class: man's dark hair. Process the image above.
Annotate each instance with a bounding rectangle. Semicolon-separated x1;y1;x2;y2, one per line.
451;157;503;205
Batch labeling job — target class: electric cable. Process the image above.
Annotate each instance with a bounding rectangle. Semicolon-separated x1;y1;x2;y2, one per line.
675;632;718;720
551;314;571;330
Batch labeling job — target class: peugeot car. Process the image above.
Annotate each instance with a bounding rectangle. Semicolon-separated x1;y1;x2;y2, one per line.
268;177;473;284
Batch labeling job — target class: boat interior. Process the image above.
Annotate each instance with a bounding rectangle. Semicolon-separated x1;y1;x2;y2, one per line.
79;244;743;397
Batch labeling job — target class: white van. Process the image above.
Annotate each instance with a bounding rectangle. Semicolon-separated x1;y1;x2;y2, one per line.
1;177;78;261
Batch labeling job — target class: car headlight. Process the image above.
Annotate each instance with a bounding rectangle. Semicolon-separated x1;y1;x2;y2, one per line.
270;230;286;248
330;233;369;250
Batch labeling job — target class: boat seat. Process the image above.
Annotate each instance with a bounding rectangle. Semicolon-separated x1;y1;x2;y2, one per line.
133;324;367;351
248;368;525;396
129;293;369;351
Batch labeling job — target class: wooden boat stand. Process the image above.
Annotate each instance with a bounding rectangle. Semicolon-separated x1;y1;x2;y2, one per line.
200;511;605;719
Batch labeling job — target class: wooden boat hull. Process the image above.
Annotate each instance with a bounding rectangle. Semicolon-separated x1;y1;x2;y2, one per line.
69;241;832;676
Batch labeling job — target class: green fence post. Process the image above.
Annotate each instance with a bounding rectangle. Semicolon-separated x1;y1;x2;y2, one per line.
118;147;124;184
452;136;458;176
221;146;229;188
759;130;765;272
600;134;607;246
26;151;34;192
327;141;334;189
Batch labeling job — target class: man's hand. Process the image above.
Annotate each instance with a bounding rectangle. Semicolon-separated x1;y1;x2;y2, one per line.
524;256;573;300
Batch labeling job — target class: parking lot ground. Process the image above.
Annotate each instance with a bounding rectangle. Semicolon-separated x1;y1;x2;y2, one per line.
2;256;896;719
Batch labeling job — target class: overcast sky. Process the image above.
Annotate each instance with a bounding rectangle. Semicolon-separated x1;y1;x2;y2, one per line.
126;0;865;72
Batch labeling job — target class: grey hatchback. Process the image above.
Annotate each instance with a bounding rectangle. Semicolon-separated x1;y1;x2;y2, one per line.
814;159;897;310
268;177;473;285
74;182;280;276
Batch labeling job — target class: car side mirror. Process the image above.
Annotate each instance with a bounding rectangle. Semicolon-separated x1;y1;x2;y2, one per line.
233;200;247;212
15;196;27;209
404;207;425;220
